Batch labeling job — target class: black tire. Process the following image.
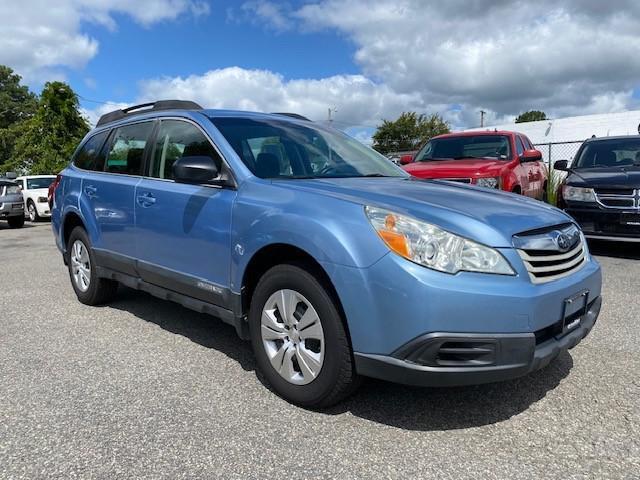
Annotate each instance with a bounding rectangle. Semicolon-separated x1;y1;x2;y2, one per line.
7;215;24;228
27;200;40;222
249;263;359;408
67;226;118;305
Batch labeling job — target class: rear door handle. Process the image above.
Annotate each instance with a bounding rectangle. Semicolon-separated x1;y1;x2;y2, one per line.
136;192;156;207
84;185;97;197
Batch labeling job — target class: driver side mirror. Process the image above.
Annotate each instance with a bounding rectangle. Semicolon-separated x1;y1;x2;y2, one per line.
399;154;414;165
553;160;569;171
173;155;219;184
519;149;542;162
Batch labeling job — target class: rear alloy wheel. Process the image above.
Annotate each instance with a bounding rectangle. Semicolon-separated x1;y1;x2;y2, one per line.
27;201;39;222
67;226;118;305
249;263;359;408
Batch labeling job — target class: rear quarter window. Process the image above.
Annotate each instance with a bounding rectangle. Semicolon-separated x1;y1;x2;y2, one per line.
74;130;109;171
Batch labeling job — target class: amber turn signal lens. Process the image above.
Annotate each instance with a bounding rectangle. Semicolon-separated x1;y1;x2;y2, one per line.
378;229;410;258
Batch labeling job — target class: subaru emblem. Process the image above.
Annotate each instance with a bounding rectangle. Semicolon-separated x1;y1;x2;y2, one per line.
556;233;572;251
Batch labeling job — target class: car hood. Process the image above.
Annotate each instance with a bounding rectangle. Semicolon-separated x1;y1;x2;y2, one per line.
566;167;640;188
275;177;571;248
403;158;508;178
24;188;49;196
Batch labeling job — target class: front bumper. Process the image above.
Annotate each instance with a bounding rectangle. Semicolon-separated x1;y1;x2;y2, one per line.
354;296;601;387
566;206;640;241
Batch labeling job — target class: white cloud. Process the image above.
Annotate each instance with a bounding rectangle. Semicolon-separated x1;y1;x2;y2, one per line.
238;1;292;32
137;67;429;127
243;0;640;123
0;0;209;83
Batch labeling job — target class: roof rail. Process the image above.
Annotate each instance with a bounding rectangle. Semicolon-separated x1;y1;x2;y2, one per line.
96;100;203;127
271;112;312;121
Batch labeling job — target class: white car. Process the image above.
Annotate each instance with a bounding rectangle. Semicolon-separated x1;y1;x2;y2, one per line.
15;175;56;221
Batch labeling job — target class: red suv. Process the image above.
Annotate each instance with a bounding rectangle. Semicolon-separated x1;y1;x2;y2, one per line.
401;131;548;200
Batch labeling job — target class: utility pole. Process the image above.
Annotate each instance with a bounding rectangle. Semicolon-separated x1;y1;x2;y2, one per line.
480;110;486;128
327;107;337;126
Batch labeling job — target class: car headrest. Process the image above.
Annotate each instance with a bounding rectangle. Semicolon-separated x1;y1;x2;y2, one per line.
126;148;144;174
255;152;280;178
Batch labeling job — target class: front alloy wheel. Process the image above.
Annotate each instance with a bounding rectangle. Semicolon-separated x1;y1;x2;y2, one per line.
261;289;325;385
28;203;37;222
249;264;359;408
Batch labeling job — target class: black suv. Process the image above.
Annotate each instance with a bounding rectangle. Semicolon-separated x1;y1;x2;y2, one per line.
556;135;640;242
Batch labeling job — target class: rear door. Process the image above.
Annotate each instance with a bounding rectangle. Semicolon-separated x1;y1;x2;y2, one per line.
523;135;545;199
81;121;154;272
134;118;237;308
514;135;533;196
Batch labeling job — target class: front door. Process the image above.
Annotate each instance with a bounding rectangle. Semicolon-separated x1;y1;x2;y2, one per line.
134;119;236;308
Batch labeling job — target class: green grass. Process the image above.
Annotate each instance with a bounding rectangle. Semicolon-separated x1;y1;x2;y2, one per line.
545;163;564;206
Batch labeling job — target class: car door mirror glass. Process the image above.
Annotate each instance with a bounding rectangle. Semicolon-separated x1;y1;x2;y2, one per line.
172;155;220;184
554;160;569;171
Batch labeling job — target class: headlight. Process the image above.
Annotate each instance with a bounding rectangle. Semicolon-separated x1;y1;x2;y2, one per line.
365;206;515;275
476;177;500;189
37;196;48;203
562;185;595;202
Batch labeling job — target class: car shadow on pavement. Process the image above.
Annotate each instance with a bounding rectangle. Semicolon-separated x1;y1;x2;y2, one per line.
587;239;640;260
0;222;38;231
107;286;257;373
329;352;572;430
108;286;573;431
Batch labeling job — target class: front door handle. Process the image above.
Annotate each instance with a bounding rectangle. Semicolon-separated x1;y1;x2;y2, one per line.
84;185;97;197
136;192;156;207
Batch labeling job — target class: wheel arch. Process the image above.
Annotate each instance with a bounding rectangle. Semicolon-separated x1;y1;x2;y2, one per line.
62;211;86;251
240;243;353;345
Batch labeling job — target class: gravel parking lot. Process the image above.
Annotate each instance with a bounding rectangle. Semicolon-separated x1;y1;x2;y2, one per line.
1;222;639;479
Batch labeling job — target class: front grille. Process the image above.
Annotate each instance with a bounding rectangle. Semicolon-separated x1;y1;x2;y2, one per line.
514;224;587;284
441;178;472;183
595;188;639;209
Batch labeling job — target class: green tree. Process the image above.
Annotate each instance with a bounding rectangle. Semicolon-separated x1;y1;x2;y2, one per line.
372;112;450;154
515;110;547;123
0;66;38;168
7;82;89;174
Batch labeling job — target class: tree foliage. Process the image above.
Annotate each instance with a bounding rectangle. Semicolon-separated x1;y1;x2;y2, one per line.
0;66;37;168
4;81;89;174
515;110;547;123
372;112;450;154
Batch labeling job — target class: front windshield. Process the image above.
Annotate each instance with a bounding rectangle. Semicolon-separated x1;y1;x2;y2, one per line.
415;135;511;161
573;138;640;169
210;117;407;179
26;177;54;189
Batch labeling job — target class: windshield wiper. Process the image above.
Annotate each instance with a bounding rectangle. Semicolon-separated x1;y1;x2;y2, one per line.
359;173;394;177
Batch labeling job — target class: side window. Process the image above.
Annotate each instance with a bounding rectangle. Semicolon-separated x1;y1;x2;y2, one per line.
105;122;154;175
73;130;109;171
150;120;222;180
516;136;525;156
523;136;533;150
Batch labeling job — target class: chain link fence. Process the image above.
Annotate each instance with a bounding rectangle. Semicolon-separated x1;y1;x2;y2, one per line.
533;140;584;166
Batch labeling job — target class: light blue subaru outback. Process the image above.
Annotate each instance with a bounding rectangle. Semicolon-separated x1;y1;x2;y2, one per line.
52;100;602;407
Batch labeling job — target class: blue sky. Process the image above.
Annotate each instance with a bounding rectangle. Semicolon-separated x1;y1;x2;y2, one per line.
1;0;639;137
69;4;358;108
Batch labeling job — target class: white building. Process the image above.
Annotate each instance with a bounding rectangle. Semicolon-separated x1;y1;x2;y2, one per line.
466;110;640;164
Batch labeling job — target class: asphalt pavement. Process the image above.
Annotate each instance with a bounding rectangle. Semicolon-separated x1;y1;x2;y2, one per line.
1;222;638;479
